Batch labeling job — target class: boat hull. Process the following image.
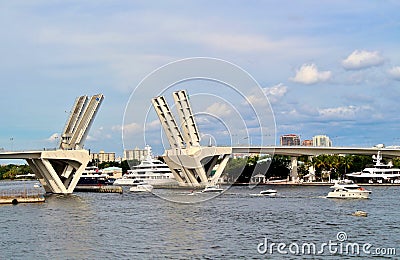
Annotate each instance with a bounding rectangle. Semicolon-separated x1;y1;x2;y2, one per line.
114;178;177;187
327;191;370;199
129;185;153;193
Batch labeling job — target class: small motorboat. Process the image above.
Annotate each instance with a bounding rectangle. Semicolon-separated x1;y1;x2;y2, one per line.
327;179;371;199
352;210;368;217
129;182;154;193
259;189;277;196
201;185;224;193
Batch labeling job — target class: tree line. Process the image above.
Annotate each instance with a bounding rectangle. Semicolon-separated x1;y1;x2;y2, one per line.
223;154;400;182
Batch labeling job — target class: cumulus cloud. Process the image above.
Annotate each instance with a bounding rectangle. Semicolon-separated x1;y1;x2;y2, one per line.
388;66;400;80
205;102;232;117
291;64;331;84
342;50;384;70
263;83;288;103
246;83;287;106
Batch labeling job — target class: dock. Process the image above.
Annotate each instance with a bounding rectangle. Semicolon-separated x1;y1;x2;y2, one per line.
0;190;45;204
74;185;123;193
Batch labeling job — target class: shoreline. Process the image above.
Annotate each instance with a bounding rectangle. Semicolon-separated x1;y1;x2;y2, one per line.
231;182;400;186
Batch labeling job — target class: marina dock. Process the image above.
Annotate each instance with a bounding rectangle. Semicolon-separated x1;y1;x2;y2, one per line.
0;190;45;204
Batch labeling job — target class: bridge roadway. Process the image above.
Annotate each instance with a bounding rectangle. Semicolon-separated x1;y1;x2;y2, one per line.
231;146;400;157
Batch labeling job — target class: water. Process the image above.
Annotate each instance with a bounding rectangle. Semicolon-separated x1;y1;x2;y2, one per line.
0;181;399;259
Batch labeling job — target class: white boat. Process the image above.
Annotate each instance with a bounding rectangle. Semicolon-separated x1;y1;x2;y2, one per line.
326;179;371;199
113;177;140;186
114;145;177;187
259;189;277;196
201;185;224;193
129;182;154;193
346;151;400;183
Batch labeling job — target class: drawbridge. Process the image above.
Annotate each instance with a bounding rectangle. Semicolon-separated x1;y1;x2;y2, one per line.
153;90;400;187
0;94;104;194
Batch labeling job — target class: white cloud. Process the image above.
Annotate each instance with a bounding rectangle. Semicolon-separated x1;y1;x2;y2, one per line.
262;83;288;103
47;133;60;141
318;105;371;119
205;102;232;117
245;83;287;106
388;66;400;80
291;63;331;84
342;50;384;70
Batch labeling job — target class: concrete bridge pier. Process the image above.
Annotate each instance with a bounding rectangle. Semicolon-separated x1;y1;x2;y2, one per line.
163;147;232;187
0;150;90;194
290;156;298;182
27;150;89;194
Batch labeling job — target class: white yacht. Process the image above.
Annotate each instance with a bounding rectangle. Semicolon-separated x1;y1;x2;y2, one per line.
201;185;224;193
129;182;154;193
327;179;371;199
346;151;400;183
114;145;178;187
259;189;277;196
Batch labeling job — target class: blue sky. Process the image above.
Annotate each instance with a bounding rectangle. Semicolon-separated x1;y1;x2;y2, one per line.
1;1;400;158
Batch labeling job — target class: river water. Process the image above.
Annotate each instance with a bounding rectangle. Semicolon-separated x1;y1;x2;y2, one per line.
0;180;399;259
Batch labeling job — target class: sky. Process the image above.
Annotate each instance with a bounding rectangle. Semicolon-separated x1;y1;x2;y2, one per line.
1;0;400;159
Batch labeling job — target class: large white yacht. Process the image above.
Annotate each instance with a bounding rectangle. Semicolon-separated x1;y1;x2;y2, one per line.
327;179;371;199
114;145;178;187
346;151;400;184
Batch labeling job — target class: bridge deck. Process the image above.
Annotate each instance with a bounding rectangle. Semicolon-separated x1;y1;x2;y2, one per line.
0;151;42;160
231;146;400;157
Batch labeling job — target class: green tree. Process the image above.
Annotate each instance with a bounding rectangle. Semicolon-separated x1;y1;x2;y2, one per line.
266;155;290;180
3;166;21;180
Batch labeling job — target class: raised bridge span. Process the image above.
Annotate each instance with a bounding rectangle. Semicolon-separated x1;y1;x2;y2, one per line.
0;94;103;194
153;90;400;187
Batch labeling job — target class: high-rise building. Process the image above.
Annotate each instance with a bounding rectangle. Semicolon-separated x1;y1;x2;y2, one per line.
123;147;148;161
312;135;332;147
90;150;116;163
280;134;301;146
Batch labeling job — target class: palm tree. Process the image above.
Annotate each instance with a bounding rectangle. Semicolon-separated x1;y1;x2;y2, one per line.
340;155;353;179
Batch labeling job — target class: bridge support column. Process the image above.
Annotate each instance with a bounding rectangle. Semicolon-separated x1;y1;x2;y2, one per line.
163;147;232;187
290;156;298;182
27;150;89;194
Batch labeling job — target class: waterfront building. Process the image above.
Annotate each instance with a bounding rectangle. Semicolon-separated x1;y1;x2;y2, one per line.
90;150;116;163
302;140;313;146
102;166;123;179
312;135;332;147
280;134;300;146
123;147;148;161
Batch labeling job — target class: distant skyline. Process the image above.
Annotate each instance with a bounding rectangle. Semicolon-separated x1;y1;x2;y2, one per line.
1;1;400;159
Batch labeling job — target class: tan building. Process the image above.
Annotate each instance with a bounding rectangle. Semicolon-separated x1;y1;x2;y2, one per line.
123;147;148;161
302;140;313;146
102;167;123;179
90;150;116;163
